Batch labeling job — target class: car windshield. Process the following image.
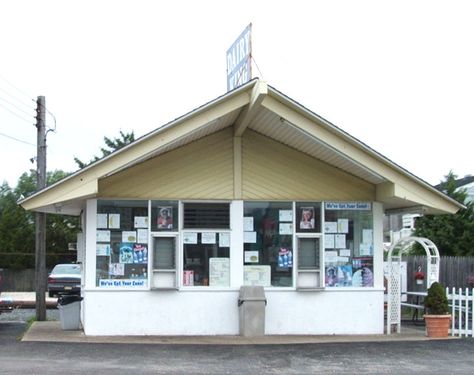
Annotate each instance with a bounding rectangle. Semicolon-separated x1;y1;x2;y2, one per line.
52;264;81;275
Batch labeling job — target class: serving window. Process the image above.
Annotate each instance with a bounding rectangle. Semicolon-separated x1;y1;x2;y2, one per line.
181;202;231;287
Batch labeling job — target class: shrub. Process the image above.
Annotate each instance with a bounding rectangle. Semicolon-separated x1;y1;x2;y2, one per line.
424;282;449;315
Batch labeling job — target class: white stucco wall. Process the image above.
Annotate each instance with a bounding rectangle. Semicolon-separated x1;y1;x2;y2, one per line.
81;199;385;336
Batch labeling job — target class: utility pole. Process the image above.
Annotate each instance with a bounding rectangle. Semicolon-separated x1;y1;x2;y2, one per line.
35;96;47;321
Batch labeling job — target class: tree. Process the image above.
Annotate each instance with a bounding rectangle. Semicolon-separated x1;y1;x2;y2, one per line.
74;130;135;168
0;171;79;269
413;171;474;256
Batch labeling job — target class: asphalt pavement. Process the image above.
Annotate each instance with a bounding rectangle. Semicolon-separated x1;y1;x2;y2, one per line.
1;321;474;374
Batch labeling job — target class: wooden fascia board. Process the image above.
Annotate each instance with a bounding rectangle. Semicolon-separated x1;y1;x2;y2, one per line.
234;81;268;136
262;95;462;214
21;91;251;211
21;178;98;211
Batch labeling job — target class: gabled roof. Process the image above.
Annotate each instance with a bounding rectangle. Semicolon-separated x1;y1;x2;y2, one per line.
20;78;463;215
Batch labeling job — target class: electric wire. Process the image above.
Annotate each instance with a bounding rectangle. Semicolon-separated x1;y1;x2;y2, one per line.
0;95;36;119
0;102;35;125
0;73;35;103
0;131;36;146
0;86;36;112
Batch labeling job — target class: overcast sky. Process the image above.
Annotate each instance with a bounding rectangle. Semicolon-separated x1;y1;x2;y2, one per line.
1;0;472;189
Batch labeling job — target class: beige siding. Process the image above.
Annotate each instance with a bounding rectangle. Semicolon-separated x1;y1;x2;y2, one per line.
242;130;375;201
98;128;234;199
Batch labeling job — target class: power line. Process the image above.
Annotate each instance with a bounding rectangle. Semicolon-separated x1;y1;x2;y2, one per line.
0;86;36;112
0;95;36;119
0;73;35;103
0;102;35;125
0;131;36;146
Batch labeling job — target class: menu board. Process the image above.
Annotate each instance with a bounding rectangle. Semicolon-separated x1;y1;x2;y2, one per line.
244;265;271;287
209;258;230;287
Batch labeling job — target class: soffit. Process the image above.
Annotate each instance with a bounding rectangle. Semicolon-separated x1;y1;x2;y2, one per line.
248;107;386;185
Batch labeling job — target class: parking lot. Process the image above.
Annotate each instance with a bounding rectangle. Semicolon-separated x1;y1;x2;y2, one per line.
1;319;474;374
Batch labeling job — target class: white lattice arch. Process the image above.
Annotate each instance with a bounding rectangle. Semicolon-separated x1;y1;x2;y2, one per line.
386;236;440;335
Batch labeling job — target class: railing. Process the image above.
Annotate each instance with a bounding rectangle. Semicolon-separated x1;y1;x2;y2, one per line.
447;287;473;337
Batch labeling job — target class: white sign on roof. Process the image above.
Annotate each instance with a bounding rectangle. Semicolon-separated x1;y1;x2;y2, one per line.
226;24;252;91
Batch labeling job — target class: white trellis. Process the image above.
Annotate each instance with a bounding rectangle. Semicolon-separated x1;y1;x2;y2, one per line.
386;236;440;335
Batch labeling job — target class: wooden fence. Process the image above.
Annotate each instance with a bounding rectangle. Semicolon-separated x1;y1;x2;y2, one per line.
406;256;474;291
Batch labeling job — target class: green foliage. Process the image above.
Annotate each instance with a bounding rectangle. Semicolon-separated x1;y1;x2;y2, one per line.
0;170;79;270
74;130;135;169
424;282;449;315
413;171;474;256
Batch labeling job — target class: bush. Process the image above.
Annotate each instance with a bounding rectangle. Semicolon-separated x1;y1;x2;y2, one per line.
424;282;449;315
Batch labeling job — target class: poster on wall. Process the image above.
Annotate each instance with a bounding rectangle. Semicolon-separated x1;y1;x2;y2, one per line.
97;214;108;229
183;232;198;244
279;210;293;222
109;263;124;276
279;223;293;235
244;231;257;243
133;244;148;264
325;266;338;286
96;243;111;256
219;233;230;247
201;232;216;244
243;217;254;231
352;257;374;287
299;207;315;230
244;251;259;263
122;231;137;243
157;207;173;229
324;222;337;233
108;214;120;229
137;229;148;244
337;265;353;286
337;218;349;233
324;234;335;249
335;234;346;249
134;216;148;228
244;265;271;286
97;230;111;242
209;258;230;287
119;243;134;263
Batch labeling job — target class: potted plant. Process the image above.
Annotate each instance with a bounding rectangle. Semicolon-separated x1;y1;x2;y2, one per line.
414;271;425;285
424;282;451;337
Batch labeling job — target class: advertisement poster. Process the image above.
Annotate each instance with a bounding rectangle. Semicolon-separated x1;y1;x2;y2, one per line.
122;231;137;243
157;207;173;229
337;265;353;286
209;258;230;287
108;214;120;229
109;263;124;276
299;207;315;230
134;216;148;228
119;243;134;263
96;243;111;256
133;244;148;264
325;266;338;286
352;257;374;287
279;209;293;222
201;232;216;244
97;214;108;229
219;233;230;247
244;251;259;263
96;230;111;242
183;232;198;244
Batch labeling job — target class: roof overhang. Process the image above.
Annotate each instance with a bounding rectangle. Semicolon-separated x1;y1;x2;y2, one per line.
20;78;463;216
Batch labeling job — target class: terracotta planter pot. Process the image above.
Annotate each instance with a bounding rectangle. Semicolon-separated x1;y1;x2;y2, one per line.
424;314;451;337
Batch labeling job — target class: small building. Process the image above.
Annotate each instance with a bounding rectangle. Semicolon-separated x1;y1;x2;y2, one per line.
21;79;462;336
